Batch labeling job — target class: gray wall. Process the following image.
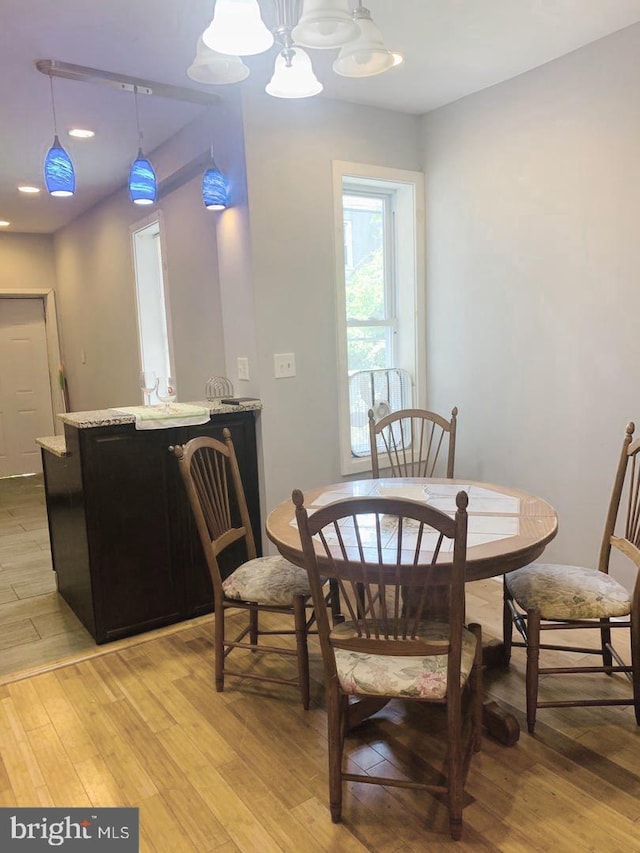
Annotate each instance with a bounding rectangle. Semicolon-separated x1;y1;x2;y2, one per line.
214;93;260;401
53;108;229;411
421;23;640;577
0;233;56;290
240;92;422;522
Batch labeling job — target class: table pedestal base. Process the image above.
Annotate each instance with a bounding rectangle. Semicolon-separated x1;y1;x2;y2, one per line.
481;639;520;745
349;696;520;746
348;697;519;746
482;638;510;669
347;697;389;730
482;701;520;746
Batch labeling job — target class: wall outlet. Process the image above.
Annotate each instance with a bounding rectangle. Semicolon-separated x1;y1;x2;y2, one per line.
237;357;249;381
274;352;296;378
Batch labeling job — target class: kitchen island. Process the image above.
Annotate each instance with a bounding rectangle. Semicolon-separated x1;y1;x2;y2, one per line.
37;400;262;644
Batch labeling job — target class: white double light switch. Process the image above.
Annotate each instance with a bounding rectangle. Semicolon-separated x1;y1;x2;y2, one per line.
274;352;296;378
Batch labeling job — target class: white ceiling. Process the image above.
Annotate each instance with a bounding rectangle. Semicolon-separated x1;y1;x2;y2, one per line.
3;0;640;234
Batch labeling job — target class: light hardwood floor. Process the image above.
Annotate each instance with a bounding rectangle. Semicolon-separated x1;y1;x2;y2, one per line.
1;594;639;851
1;476;640;850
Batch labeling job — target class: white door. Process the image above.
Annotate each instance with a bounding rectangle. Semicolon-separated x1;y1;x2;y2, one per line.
0;298;55;476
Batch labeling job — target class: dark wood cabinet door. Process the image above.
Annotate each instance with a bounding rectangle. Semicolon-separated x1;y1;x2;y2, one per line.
80;426;185;642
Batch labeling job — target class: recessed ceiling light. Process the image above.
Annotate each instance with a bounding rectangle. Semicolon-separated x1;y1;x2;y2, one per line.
0;220;10;227
68;128;95;139
17;184;41;194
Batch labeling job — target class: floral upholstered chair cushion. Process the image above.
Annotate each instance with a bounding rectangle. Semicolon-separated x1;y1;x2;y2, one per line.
331;620;477;700
222;556;312;606
505;562;631;620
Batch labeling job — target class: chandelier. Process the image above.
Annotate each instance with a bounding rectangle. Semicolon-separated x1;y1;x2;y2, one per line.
188;0;403;98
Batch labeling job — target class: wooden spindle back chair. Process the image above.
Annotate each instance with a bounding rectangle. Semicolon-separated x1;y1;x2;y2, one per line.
368;406;458;479
294;489;482;840
504;421;640;732
173;430;316;709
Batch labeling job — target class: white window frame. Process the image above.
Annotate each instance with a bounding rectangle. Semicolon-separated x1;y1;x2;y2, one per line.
130;211;175;403
333;161;426;476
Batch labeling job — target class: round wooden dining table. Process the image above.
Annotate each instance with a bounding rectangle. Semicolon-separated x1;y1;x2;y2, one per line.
266;476;558;744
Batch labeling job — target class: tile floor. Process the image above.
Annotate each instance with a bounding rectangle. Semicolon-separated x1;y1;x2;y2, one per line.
0;473;95;677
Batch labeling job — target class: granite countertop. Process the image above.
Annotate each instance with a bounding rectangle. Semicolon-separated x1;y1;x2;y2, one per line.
59;399;262;428
35;435;69;457
36;399;262;454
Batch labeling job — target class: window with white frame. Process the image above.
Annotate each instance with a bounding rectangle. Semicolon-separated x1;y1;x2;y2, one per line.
343;191;394;372
131;215;174;403
333;163;425;475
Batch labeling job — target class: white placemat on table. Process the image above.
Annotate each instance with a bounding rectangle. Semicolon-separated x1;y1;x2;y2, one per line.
112;403;210;430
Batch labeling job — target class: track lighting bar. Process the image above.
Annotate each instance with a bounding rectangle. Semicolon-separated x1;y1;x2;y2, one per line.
35;59;219;107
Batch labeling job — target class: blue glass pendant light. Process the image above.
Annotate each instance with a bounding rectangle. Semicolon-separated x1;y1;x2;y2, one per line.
129;86;157;205
129;149;157;205
202;145;228;210
202;166;228;209
44;76;75;197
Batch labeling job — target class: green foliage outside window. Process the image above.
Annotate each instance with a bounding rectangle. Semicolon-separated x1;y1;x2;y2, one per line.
347;326;387;371
346;247;384;321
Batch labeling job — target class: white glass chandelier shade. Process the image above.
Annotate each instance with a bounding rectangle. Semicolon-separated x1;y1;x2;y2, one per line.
266;48;323;99
202;0;274;57
333;7;402;78
187;37;249;84
292;0;360;49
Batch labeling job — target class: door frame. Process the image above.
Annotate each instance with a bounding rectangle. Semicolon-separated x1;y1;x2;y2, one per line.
0;289;65;434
